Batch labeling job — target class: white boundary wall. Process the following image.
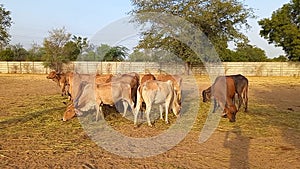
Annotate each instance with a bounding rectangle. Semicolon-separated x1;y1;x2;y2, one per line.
0;61;299;76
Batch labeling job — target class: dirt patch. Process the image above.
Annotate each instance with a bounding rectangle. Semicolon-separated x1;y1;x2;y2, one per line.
0;74;299;168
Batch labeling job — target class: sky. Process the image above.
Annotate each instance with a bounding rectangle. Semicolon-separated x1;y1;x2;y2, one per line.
1;0;291;58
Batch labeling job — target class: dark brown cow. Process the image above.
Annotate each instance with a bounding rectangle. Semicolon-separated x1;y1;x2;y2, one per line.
211;76;238;122
202;74;248;112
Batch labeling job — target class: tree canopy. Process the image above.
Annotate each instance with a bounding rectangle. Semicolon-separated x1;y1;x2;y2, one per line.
0;4;13;50
42;27;82;71
130;0;255;63
259;0;300;61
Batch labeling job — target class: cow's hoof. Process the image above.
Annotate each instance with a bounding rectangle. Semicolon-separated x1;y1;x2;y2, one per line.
165;121;169;124
148;124;153;127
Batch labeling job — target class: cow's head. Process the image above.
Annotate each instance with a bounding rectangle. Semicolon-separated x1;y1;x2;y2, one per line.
202;88;212;102
224;105;237;122
62;103;76;121
47;71;57;79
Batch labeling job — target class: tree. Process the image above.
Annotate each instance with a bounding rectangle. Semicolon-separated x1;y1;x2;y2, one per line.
0;47;14;61
232;43;267;62
130;0;255;65
0;4;13;50
103;46;128;61
27;43;44;61
259;0;300;61
42;27;80;71
10;44;28;61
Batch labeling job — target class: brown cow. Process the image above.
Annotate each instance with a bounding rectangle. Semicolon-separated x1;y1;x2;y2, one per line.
156;74;182;105
94;82;135;121
46;71;72;96
140;73;156;84
202;74;248;112
112;73;139;105
134;80;181;127
211;76;238;122
62;73;113;121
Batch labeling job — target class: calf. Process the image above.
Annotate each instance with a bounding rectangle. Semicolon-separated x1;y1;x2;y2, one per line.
134;80;181;127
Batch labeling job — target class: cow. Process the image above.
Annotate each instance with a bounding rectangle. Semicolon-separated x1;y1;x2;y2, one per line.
46;71;72;96
112;73;139;106
134;80;181;127
94;81;135;121
156;74;182;105
210;76;238;122
202;74;248;112
71;80;135;121
62;74;113;121
140;73;156;84
66;73;113;101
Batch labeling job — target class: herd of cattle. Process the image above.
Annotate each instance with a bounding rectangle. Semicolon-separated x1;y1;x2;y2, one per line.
46;71;248;126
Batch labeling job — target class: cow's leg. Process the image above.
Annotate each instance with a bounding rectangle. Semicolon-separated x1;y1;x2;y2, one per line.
159;105;164;120
212;99;218;113
145;105;152;127
244;89;248;112
165;103;169;124
95;104;104;121
122;101;129;117
237;94;242;111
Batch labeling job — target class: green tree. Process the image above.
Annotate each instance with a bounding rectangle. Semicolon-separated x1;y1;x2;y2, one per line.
10;44;28;61
259;0;300;61
42;27;80;71
96;44;111;61
103;46;128;61
0;47;14;61
232;43;267;62
270;55;288;62
0;4;13;50
130;0;255;65
27;43;44;61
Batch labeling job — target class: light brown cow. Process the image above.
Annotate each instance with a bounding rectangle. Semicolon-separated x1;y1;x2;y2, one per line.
62;73;113;121
134;80;181;127
46;71;72;96
156;74;182;105
112;73;139;105
93;82;135;121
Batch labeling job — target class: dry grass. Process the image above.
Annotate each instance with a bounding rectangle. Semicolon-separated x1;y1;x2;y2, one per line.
0;74;299;168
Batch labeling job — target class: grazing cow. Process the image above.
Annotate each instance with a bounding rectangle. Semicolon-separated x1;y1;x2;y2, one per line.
66;73;112;101
46;71;72;96
62;74;113;121
211;76;238;122
73;81;135;121
140;73;156;84
94;82;135;121
112;73;139;105
134;80;181;127
202;74;248;112
156;74;183;105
